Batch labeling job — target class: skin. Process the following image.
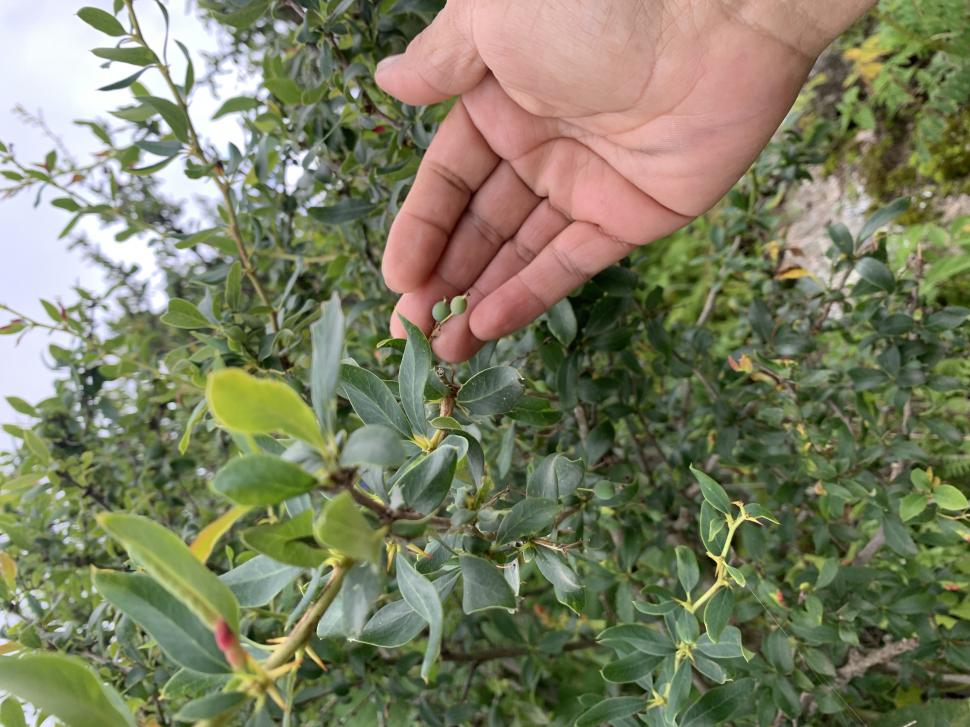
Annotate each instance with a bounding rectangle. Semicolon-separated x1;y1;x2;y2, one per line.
377;0;877;362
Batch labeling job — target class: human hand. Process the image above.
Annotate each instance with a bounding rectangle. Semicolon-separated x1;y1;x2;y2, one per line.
377;0;875;361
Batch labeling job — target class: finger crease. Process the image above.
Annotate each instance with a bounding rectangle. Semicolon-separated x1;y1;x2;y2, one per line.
466;208;508;248
425;159;473;198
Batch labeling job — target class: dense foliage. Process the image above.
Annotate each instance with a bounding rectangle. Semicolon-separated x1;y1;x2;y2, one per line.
1;1;969;726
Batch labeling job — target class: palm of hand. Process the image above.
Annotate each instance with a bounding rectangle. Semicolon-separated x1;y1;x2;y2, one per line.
379;0;815;361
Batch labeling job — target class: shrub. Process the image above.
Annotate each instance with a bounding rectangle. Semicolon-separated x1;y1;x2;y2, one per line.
1;2;969;726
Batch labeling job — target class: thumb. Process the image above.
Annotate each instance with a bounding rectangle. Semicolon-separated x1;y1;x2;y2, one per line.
375;0;486;105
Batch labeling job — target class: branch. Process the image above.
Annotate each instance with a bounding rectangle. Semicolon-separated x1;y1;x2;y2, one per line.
123;0;279;335
264;563;347;670
835;637;920;689
441;638;597;664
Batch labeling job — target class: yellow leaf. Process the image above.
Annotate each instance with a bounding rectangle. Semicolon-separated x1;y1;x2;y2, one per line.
0;641;21;655
0;551;16;589
775;267;814;281
189;506;250;563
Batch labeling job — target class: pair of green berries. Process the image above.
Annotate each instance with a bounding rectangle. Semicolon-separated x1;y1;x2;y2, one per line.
432;295;468;323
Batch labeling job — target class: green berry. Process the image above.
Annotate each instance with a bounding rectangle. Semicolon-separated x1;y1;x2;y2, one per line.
450;295;468;315
431;300;449;322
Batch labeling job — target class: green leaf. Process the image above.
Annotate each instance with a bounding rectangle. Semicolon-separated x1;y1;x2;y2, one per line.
264;77;303;104
828;223;854;255
92;46;156;66
857;197;909;244
803;648;836;677
457;366;524;416
308;199;377;225
212;96;260;119
137;96;189;142
356;571;459;648
311;294;344;434
0;698;26;727
546;298;577;346
703;587;732;642
78;7;126;36
241;511;326;568
597;624;675;656
532;548;585;614
690;465;731;514
395;555;442;682
161;298;212;329
211;455;317;506
5;397;37;417
680;679;754;727
933;484;969;511
397;446;458;514
575;696;643;727
313;491;383;565
0;653;134;727
764;629;794;673
899;492;928;522
97;513;240;631
206;369;326;451
925;306;970;332
210;0;270;28
815;558;839;589
696;625;744;660
675;545;700;595
398;316;432;437
22;430;50;467
495;498;558;545
459;554;515;613
883;514;917;557
526;454;584;501
92;570;228;674
338;364;411;437
135;139;183;157
340;425;406;468
98;68;148;92
855;257;895;293
174;692;247;722
600;651;661;683
219;555;302;607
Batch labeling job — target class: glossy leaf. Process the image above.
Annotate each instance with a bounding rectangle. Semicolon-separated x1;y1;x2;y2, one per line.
92;570;228;674
206;368;326;451
340;425;406;468
242;511;326;568
397;445;458;514
211;455;317;506
457;366;524;416
398;316;432;437
337;364;411;437
218;555;302;607
97;513;240;631
459;555;515;614
395;554;442;682
313;491;383;565
575;697;643;727
0;653;135;727
495;498;558;545
690;465;731;514
310;294;344;434
533;548;586;614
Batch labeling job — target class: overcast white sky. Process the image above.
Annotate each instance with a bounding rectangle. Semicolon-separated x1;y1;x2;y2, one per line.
0;0;249;428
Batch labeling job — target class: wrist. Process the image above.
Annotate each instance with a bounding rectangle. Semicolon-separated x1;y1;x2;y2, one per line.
722;0;877;58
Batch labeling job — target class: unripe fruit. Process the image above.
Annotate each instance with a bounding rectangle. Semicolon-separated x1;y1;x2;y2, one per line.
450;295;467;315
431;299;449;322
